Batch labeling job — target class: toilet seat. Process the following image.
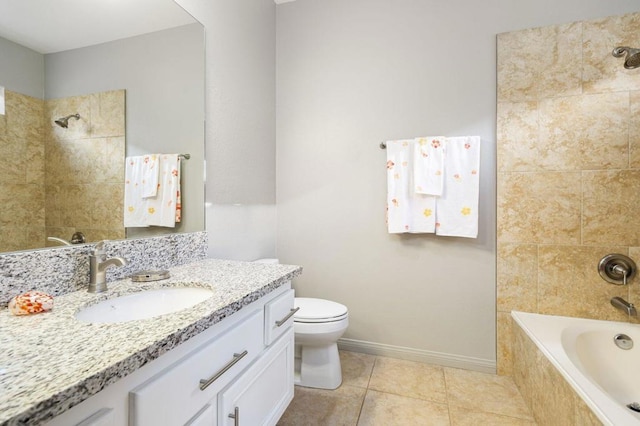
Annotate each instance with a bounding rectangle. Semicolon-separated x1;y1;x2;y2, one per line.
294;298;348;323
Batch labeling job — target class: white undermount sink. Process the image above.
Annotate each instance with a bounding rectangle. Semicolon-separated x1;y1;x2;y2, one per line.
75;287;214;324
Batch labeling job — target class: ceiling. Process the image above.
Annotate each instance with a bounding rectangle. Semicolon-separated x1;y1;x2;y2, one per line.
0;0;196;54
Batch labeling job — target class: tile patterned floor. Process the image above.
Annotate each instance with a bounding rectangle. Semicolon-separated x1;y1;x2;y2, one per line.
278;351;536;426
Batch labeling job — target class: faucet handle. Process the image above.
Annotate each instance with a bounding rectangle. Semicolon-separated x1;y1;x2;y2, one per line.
92;241;106;256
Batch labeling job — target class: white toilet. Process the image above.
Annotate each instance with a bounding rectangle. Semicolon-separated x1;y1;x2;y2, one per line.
254;259;349;390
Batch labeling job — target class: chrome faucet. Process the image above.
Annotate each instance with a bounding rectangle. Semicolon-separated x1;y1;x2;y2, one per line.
89;241;127;293
611;297;637;317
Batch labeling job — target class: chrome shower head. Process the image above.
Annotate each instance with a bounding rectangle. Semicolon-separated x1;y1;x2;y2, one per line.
612;46;640;70
54;113;80;128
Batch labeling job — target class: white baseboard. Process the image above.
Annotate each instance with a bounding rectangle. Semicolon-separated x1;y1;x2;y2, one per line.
338;338;496;374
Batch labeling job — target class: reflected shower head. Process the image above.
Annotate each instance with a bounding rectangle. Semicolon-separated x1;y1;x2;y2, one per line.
612;46;640;69
54;113;80;128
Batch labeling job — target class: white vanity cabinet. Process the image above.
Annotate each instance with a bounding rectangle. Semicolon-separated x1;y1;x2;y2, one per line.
44;284;295;426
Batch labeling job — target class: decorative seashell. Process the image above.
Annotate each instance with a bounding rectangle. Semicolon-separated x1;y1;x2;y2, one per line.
8;291;54;316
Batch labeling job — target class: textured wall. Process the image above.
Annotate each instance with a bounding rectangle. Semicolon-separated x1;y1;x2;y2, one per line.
497;12;640;375
44;90;126;244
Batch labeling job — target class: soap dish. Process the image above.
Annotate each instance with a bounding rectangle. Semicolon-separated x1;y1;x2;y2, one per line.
130;270;171;282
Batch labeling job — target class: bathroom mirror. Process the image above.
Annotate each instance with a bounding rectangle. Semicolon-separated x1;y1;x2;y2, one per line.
0;0;205;253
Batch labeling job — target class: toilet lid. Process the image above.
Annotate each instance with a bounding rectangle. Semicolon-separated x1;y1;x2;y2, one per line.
294;298;348;323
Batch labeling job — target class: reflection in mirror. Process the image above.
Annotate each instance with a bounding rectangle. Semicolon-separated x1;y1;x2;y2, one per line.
0;1;205;253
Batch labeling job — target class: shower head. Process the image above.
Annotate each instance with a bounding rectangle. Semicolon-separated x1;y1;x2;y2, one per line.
612;46;640;69
54;113;80;128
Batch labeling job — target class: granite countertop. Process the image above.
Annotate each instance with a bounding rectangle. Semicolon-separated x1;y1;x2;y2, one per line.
0;259;302;426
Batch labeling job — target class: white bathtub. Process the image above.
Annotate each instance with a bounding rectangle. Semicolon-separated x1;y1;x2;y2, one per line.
512;311;640;426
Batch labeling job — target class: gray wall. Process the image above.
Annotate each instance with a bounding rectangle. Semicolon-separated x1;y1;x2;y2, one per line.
177;0;276;205
0;36;44;99
176;0;277;260
45;24;206;237
276;0;640;367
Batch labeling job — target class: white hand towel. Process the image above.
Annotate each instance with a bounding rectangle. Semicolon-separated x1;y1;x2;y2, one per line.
124;156;149;227
124;154;181;228
414;136;445;195
386;140;436;234
435;136;481;238
146;154;180;227
141;154;160;198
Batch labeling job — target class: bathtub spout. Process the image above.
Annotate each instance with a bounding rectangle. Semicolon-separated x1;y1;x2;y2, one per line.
611;297;637;317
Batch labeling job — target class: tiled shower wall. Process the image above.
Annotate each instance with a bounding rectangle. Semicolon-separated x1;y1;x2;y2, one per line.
0;89;125;252
0;91;45;251
496;12;640;375
45;90;125;244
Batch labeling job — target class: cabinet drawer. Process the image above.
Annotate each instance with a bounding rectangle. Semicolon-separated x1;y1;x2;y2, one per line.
129;309;264;426
219;328;294;426
264;288;295;345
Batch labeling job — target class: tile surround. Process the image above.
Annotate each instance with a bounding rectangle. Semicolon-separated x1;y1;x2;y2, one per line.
512;322;603;425
497;11;640;376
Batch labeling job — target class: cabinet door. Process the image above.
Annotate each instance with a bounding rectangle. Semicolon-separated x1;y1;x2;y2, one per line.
219;328;294;426
185;404;216;426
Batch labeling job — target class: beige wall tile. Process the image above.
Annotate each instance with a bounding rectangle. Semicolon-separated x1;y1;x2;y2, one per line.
497;172;581;244
496;102;539;172
537;354;575;425
46;95;92;141
497;22;582;102
497;243;537;312
538;93;629;170
630;91;640;168
496;312;514;377
574;395;604;426
368;357;447;403
538;245;629;319
90;90;125;138
583;170;640;246
0;184;44;227
583;12;640;94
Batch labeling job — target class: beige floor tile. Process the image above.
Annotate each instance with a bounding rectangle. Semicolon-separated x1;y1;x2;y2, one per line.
278;384;366;426
368;357;447;403
449;405;537;425
444;367;533;421
357;390;450;426
340;351;376;388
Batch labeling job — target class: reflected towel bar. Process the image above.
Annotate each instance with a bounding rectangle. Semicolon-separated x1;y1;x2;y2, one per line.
179;154;191;160
379;142;387;149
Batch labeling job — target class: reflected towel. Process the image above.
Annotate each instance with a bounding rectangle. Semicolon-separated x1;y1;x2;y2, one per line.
124;154;181;228
435;136;481;238
414;136;445;196
141;154;160;198
0;86;4;115
386;140;436;234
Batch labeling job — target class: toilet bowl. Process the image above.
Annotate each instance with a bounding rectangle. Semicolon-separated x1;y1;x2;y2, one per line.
294;297;348;389
253;259;349;390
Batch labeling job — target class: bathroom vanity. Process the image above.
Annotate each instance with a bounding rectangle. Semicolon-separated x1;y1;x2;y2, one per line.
0;259;302;425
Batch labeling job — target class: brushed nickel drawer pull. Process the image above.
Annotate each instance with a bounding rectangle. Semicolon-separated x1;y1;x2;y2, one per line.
199;350;248;390
228;406;239;426
275;307;300;327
